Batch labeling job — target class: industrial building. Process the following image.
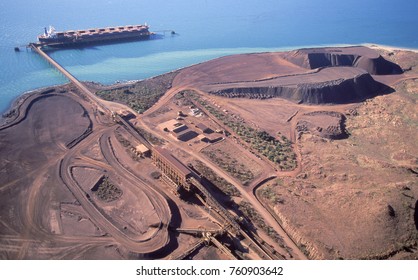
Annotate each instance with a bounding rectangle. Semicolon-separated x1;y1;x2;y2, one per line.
196;123;213;134
197;134;223;143
151;147;192;190
175;130;199;141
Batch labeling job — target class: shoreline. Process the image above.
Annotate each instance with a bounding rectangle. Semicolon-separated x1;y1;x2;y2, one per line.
1;43;416;118
363;43;418;53
1;42;417;260
0;84;70;128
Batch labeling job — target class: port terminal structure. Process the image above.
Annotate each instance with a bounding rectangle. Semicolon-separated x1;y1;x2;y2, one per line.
28;44;287;260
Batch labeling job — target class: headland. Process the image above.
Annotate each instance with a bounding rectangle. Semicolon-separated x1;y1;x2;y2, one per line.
1;44;417;260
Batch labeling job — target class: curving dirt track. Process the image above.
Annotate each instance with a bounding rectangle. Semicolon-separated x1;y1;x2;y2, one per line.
58;129;171;253
0;89;171;259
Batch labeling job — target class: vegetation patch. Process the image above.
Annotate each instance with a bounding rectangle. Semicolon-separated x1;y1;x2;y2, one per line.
93;176;122;203
114;129;141;161
134;126;165;145
202;148;254;186
259;185;285;204
115;129;131;148
174;91;194;107
97;72;177;114
238;201;284;245
186;91;297;170
193;160;241;197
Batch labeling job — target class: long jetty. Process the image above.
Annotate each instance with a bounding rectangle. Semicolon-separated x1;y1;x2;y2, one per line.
29;43;153;151
29;43;110;114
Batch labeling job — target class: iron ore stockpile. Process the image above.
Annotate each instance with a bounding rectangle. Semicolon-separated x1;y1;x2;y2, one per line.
1;42;417;260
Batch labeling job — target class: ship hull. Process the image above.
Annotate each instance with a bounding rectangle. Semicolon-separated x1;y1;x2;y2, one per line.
39;34;152;48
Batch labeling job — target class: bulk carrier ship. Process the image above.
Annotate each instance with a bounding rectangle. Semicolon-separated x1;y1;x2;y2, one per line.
37;24;153;47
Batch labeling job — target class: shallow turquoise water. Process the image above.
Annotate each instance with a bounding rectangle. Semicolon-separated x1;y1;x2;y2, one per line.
1;0;417;112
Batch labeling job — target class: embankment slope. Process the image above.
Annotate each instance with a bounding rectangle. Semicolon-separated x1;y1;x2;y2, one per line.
174;46;402;104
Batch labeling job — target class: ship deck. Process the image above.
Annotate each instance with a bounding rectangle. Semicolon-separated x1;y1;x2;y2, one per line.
51;25;149;38
36;24;153;48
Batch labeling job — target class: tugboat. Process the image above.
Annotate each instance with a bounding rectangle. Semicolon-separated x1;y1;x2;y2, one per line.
37;24;153;47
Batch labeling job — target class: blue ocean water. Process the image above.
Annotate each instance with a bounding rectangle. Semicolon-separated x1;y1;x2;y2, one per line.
1;0;417;113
